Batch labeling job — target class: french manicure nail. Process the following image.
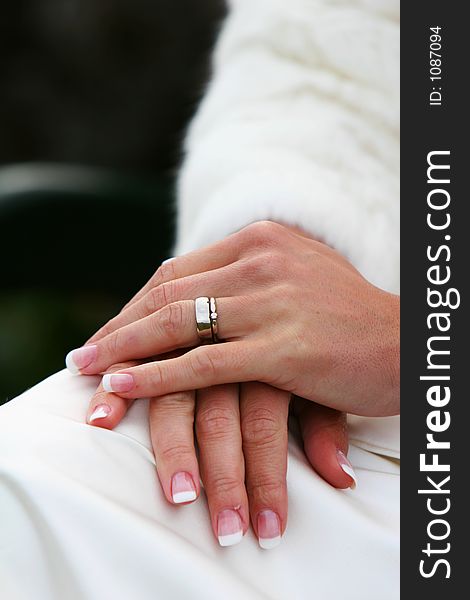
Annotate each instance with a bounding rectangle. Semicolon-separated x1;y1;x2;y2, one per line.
337;450;358;489
257;510;281;550
171;472;197;504
102;373;135;393
65;345;97;374
217;509;243;547
89;403;112;423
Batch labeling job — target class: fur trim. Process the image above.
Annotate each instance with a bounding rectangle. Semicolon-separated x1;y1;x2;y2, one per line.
176;0;399;294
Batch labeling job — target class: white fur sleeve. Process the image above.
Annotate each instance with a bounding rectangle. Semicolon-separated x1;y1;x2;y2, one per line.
175;0;400;293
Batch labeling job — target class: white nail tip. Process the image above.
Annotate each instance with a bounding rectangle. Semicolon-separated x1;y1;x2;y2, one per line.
218;531;243;547
102;374;113;392
89;406;110;422
172;491;197;504
259;536;281;550
340;463;358;489
65;351;80;375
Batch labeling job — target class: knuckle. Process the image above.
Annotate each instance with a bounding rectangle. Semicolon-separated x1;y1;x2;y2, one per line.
159;443;195;463
245;221;285;249
140;361;164;392
242;408;285;448
268;249;288;272
240;254;272;281
152;392;195;417
237;221;278;252
238;251;288;284
144;286;165;314
157;302;185;338
196;406;238;440
246;478;285;501
107;327;127;358
145;281;178;314
151;362;164;389
188;347;222;380
207;475;243;496
248;220;282;241
160;281;177;307
92;388;112;403
153;260;177;287
156;391;193;407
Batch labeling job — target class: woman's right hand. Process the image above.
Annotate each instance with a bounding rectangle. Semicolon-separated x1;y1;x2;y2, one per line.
86;362;356;549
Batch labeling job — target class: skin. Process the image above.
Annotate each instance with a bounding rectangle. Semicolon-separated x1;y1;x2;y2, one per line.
78;221;400;414
86;369;349;546
74;221;399;546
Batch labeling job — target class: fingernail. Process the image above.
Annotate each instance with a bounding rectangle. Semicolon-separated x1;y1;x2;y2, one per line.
337;450;358;489
161;257;175;265
102;373;135;393
65;345;97;374
89;403;112;423
217;509;243;547
257;510;281;550
171;472;197;504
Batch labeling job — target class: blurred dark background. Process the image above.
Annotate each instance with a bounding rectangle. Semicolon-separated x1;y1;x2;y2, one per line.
0;0;226;403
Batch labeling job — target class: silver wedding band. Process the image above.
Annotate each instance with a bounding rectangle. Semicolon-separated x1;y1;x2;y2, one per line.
210;297;219;343
195;297;219;343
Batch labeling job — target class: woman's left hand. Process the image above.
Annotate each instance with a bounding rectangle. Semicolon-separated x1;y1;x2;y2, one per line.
67;220;399;417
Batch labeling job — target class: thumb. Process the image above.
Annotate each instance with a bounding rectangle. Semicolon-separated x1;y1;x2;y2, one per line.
86;361;140;429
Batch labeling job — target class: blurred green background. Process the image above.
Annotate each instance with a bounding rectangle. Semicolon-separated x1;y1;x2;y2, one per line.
0;0;225;404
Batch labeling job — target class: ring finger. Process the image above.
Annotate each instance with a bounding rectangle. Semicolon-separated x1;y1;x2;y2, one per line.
87;259;263;345
66;296;257;376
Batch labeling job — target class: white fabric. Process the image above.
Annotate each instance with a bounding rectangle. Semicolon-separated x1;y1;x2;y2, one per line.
0;370;399;600
0;0;399;597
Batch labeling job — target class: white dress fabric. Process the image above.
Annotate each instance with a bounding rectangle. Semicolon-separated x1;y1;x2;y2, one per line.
0;1;400;598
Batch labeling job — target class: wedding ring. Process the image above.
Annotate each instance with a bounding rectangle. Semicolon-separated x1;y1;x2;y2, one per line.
195;296;220;343
195;297;213;341
209;297;219;343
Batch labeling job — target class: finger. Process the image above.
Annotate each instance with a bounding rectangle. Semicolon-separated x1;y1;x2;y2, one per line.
67;297;257;376
240;383;289;550
293;398;356;489
121;233;245;310
86;361;140;428
87;263;255;345
119;220;285;312
149;390;200;504
88;342;259;399
195;384;249;547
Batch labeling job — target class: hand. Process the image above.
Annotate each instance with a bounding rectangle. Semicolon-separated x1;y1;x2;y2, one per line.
86;362;355;548
67;221;399;416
